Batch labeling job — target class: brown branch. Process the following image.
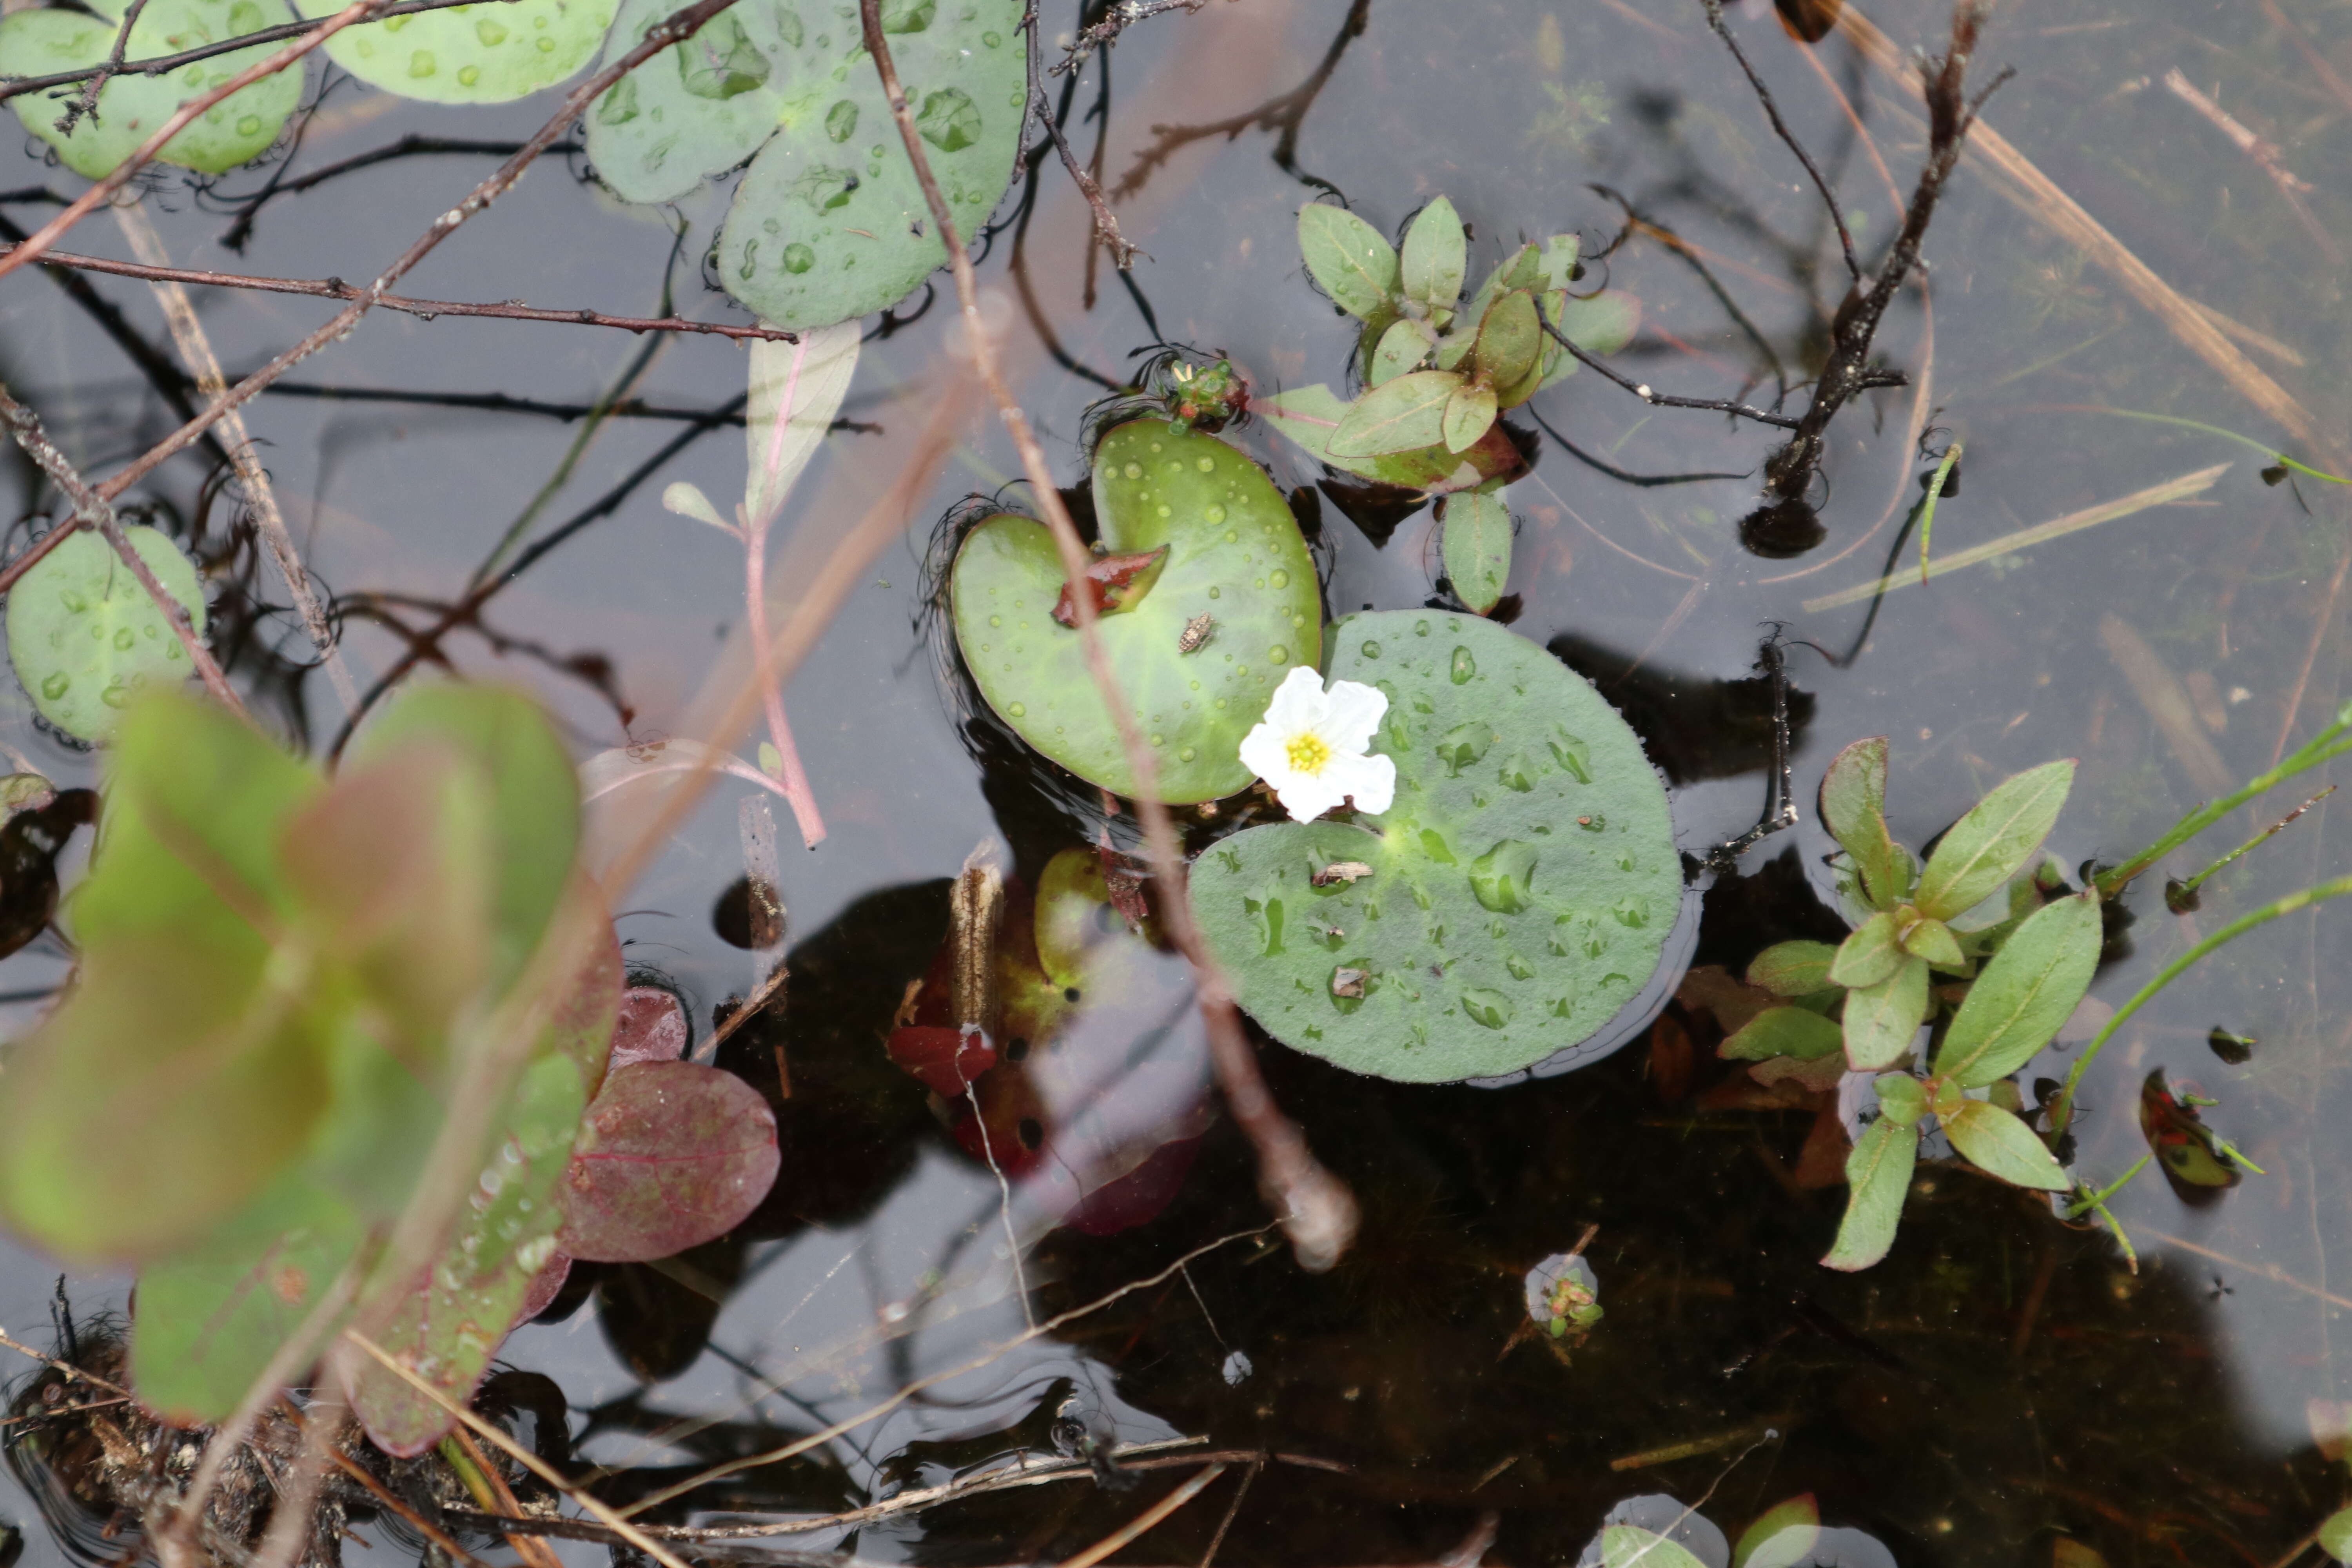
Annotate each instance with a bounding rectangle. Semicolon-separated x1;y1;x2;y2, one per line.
0;0;532;102
89;0;753;506
1024;3;1138;270
861;0;1356;1272
1053;0;1207;76
55;0;153;136
0;0;390;286
0;381;245;717
0;240;799;341
1700;0;1860;284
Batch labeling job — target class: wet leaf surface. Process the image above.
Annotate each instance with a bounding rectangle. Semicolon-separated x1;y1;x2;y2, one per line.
558;1060;779;1263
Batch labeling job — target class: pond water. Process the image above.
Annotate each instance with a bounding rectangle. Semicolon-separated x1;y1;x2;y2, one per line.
3;0;2351;1562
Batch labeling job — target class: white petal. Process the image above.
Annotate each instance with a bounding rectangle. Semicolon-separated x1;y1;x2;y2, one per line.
1258;665;1329;733
1274;767;1349;822
1238;720;1293;788
1323;751;1396;815
1318;677;1388;754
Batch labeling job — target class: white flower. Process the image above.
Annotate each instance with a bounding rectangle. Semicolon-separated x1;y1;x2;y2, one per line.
1238;666;1397;822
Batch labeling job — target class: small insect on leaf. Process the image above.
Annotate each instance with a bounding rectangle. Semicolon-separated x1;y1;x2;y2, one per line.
1331;967;1368;998
1178;613;1216;653
1311;860;1374;887
1052;546;1171;627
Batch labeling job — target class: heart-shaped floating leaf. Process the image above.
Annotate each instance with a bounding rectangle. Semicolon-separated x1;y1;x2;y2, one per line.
292;0;615;102
7;525;206;742
585;0;800;202
949;420;1321;802
1190;612;1679;1082
716;0;1024;330
557;1060;779;1262
0;0;303;178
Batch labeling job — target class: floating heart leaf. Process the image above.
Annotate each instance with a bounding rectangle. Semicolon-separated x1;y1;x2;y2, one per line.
557;1060;779;1263
715;0;1023;330
584;0;802;203
292;0;615;102
1190;612;1679;1082
948;421;1321;802
0;0;303;178
8;525;206;742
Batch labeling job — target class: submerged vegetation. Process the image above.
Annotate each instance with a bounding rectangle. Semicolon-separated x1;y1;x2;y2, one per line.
1;0;2351;1561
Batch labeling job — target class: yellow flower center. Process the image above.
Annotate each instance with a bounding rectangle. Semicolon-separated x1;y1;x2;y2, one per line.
1285;733;1331;775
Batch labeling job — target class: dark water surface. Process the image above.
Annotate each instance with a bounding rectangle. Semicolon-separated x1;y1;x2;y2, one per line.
5;0;2352;1561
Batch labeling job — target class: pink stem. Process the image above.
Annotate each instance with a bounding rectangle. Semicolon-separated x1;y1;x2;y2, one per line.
746;336;825;849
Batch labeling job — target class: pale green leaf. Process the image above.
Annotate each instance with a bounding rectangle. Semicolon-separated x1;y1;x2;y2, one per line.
1398;195;1465;316
746;320;861;525
1933;892;2101;1087
1298;203;1399;319
2318;1504;2352;1564
1369;317;1434;387
1719;1006;1843;1062
1440;378;1498;454
1746;940;1839;996
7;525;206;742
1842;954;1928;1069
1820;737;1910;908
1915;759;2075;920
1732;1495;1820;1568
1822;1117;1917;1270
1829;908;1902;988
1328;370;1461;459
1942;1098;2069;1190
1439;489;1511;614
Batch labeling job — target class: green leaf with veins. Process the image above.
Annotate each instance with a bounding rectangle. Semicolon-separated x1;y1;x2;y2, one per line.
1398;196;1465;317
1819;737;1910;907
585;0;802;202
293;0;614;102
1330;370;1461;458
8;526;206;743
1191;613;1678;1083
1914;759;2074;920
1822;1116;1917;1270
1297;203;1400;319
1829;908;1902;988
1369;318;1433;387
1472;290;1543;400
1439;489;1511;615
1933;892;2099;1087
1258;385;1526;495
0;0;302;177
949;421;1320;802
1747;940;1838;996
717;0;1024;330
1842;954;1927;1069
1441;379;1498;454
1942;1098;2069;1189
1720;1006;1843;1062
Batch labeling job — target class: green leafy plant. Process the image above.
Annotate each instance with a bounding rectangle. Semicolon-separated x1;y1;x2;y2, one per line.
1729;738;2097;1270
6;524;206;741
1190;611;1679;1082
0;0;304;176
947;418;1321;802
292;0;618;103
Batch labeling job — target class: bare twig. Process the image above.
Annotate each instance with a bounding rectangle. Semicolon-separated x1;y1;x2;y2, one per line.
89;0;755;505
1053;0;1207;76
1700;0;1860;283
0;0;390;286
1539;326;1802;430
218;136;581;251
113;203;360;713
0;381;245;718
0;240;801;341
1025;2;1139;269
860;0;1356;1272
0;0;534;102
55;0;153;136
2161;68;2341;264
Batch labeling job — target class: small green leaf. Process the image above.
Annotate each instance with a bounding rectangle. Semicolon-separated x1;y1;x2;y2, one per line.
1369;317;1434;387
1440;379;1498;454
1298;203;1400;319
1842;954;1928;1070
1398;195;1465;317
1873;1072;1927;1126
294;0;614;103
1329;370;1462;458
1900;914;1964;968
1600;1527;1709;1568
8;525;206;742
1915;759;2076;920
1732;1495;1820;1568
1820;737;1910;908
1822;1117;1918;1270
1258;384;1524;495
1829;908;1902;988
1747;940;1839;996
1942;1098;2070;1190
1933;892;2101;1087
2318;1504;2352;1564
1719;1006;1843;1062
1439;489;1512;614
1472;289;1543;396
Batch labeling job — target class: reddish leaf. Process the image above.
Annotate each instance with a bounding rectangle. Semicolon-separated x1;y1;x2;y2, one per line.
1050;546;1169;627
886;1025;998;1095
609;986;689;1071
558;1062;779;1263
509;1251;573;1330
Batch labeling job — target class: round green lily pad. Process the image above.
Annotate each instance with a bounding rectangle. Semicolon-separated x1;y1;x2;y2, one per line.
1189;612;1680;1082
292;0;614;103
715;0;1023;330
584;0;801;203
949;420;1322;804
7;525;207;743
0;0;303;178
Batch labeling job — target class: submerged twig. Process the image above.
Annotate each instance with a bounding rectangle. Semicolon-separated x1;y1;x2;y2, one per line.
860;0;1356;1271
55;0;154;136
1025;3;1139;270
1700;0;1859;284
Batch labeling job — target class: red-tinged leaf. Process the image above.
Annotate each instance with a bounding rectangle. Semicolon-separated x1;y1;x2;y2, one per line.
887;1025;999;1095
510;1251;573;1330
1051;546;1169;627
610;986;690;1072
558;1062;780;1264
